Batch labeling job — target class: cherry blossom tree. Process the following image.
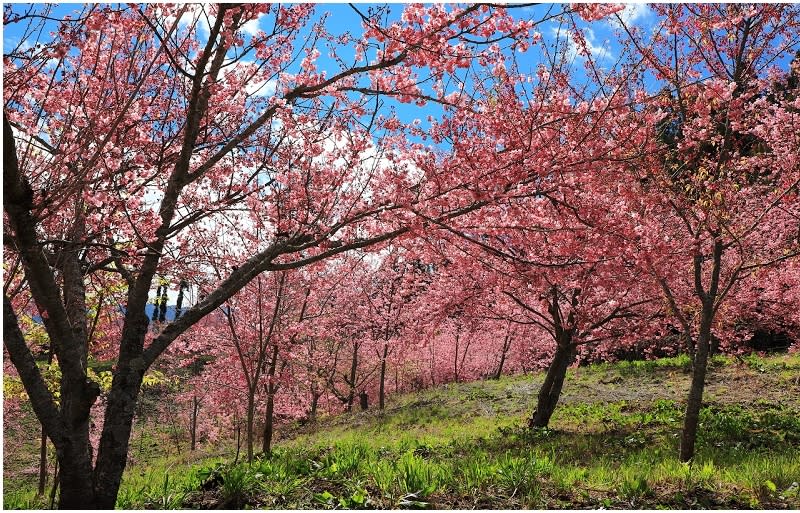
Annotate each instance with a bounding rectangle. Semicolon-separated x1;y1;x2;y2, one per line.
397;16;663;427
614;3;800;461
3;3;543;507
5;5;798;506
357;246;436;408
178;270;307;461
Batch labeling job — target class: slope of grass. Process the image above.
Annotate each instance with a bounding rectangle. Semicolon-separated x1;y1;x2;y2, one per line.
3;353;799;509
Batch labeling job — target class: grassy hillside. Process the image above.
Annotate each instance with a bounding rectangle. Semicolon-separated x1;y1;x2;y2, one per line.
4;353;800;509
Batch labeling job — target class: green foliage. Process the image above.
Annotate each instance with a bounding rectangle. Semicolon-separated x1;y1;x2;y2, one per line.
643;398;683;425
493;452;542;497
617;473;652;502
395;451;442;497
143;474;185;509
141;369;175;389
3;374;27;400
87;367;113;392
219;464;255;507
111;454;226;509
588;354;692;377
368;459;397;496
698;403;800;450
2;490;48;510
318;443;370;478
4;354;799;509
336;483;370;509
670;460;717;491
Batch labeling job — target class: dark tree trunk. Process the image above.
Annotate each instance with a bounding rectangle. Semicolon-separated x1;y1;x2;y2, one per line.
151;285;161;323
158;283;168;323
49;459;59;509
175;280;187;319
529;340;574;428
379;342;389;409
57;439;97;509
190;396;199;451
679;323;711;462
245;392;256;462
262;390;276;455
494;333;512;380
262;342;281;455
38;349;54;496
453;332;460;382
4;293;99;509
529;287;580;429
679;241;723;462
92;351;147;509
429;340;436;386
359;390;368;410
346;342;359;412
234;416;241;465
458;337;472;383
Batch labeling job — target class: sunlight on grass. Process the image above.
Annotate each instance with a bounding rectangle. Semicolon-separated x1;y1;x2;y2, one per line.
4;354;799;509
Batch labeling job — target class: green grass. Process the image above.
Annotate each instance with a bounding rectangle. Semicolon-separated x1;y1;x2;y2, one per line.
589;353;693;377
115;453;228;509
4;352;799;509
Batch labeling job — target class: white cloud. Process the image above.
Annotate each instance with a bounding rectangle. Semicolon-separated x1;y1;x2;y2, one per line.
246;78;278;97
583;28;612;60
239;13;265;37
175;6;263;39
173;5;211;38
610;4;651;29
550;26;612;62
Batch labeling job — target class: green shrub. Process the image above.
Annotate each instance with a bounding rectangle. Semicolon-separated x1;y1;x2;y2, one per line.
617;473;652;502
143;473;185;509
395;451;441;498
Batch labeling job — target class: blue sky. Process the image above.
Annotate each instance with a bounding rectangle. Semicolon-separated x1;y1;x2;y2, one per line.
2;3;658;137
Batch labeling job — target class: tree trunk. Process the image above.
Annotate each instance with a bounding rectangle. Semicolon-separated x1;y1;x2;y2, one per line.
151;285;161;323
262;342;281;455
48;459;59;510
39;348;55;495
158;283;168;323
234;415;241;465
458;337;472;382
309;390;320;422
529;340;573;428
453;332;460;382
379;342;389;409
56;438;97;508
679;326;710;462
429;340;436;386
679;239;723;462
346;342;359;412
190;396;199;451
246;392;256;462
175;280;187;319
262;389;276;455
91;360;146;508
494;333;512;380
